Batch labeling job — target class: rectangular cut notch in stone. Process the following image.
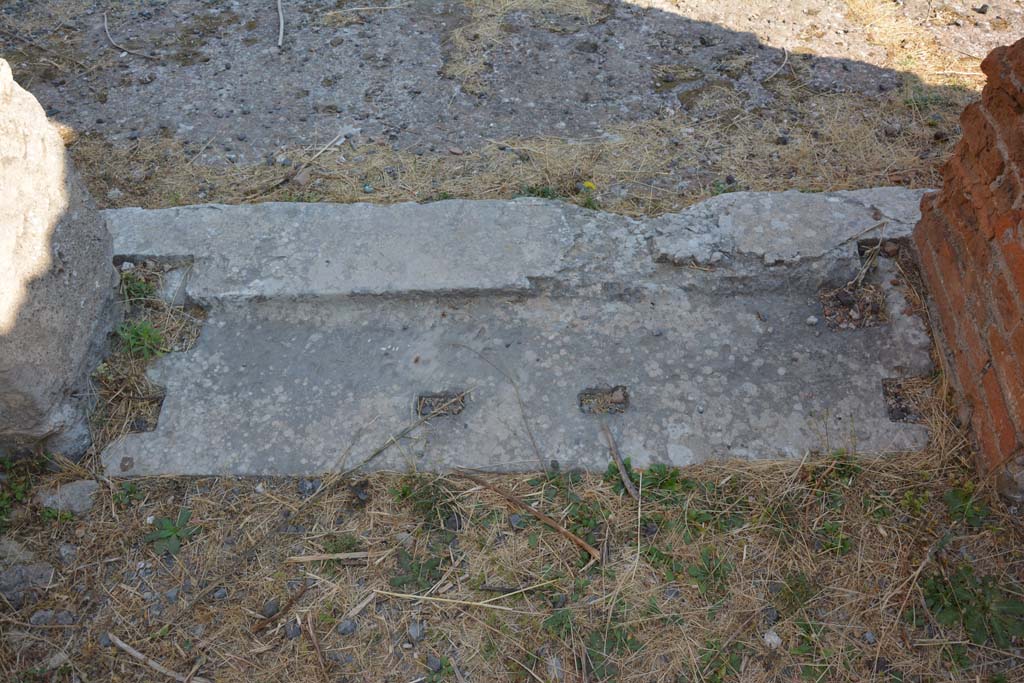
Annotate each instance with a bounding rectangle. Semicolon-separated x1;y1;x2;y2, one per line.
416;392;465;417
578;386;630;414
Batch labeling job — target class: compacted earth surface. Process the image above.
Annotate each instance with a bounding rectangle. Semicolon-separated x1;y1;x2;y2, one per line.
1;0;1019;214
2;1;1024;682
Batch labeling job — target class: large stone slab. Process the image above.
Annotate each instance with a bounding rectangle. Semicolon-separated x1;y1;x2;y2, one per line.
648;187;928;287
101;191;935;476
103;289;929;476
0;60;118;458
107;200;642;302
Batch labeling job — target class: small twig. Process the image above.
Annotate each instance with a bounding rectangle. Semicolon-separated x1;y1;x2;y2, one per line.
276;0;285;48
285;551;369;563
344;592;375;620
306;613;329;682
251;581;308;634
243;130;345;200
601;423;638;500
764;47;789;82
103;13;157;60
455;472;602;563
373;588;531;613
107;632;210;683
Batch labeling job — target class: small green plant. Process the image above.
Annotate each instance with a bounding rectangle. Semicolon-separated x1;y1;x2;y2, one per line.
144;508;200;555
391;475;454;527
425;655;455;682
644;544;687;581
899;488;930;517
578;181;600;210
390;548;443;592
694;639;744;683
521;184;562;200
816;520;852;555
792;620;836;682
324;533;364;554
40;507;72;523
0;457;34;530
543;608;574;638
584;623;642;681
120;272;156;301
777;571;817;615
687;546;733;599
943;485;989;528
710;178;739;196
923;565;1024;648
113;482;142;507
117;320;166;359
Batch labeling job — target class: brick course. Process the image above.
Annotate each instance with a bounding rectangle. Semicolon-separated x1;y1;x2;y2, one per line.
913;38;1024;497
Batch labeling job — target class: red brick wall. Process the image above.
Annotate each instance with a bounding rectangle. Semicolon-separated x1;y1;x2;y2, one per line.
913;38;1024;487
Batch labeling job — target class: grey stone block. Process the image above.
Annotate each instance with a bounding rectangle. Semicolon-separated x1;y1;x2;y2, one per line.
0;60;119;459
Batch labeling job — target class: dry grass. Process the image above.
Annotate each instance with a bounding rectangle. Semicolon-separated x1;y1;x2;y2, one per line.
87;267;204;458
2;363;1023;682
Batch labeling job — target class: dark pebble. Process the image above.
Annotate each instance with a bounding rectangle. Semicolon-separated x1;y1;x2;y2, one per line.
298;479;321;497
427;655;443;673
29;610;54;625
261;597;280;618
213;587;228;600
285;621;302;639
444;513;462;532
99;632;113;648
763;606;780;626
336;619;358;636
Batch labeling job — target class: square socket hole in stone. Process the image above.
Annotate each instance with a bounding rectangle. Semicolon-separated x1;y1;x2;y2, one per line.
578;385;629;414
416;391;465;417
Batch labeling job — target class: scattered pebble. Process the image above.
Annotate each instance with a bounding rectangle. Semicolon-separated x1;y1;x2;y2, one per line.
547;655;565;681
285;621;302;639
336;618;358;636
213;587;228;600
408;620;426;642
57;543;78;564
763;605;780;625
427;654;443;672
297;478;321;497
805;315;819;326
99;632;113;648
261;597;280;618
763;629;783;650
106;188;124;201
863;631;877;645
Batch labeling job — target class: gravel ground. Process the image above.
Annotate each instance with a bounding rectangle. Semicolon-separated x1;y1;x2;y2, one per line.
1;0;1018;166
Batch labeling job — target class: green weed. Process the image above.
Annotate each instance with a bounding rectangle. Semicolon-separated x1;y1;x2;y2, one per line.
144;508;200;555
923;565;1024;648
117;320;166;359
390;548;443;592
687;546;733;599
113;482;142;507
120;272;156;301
943;485;989;528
